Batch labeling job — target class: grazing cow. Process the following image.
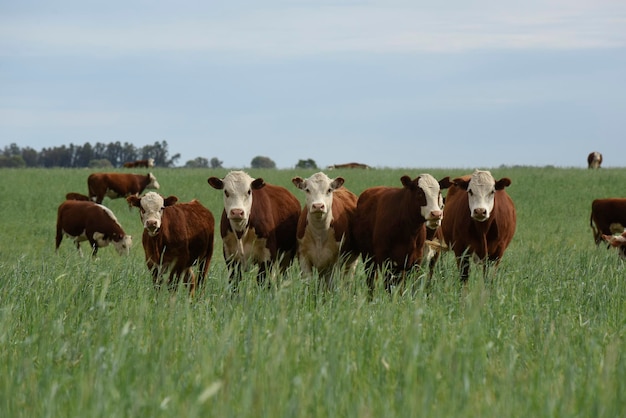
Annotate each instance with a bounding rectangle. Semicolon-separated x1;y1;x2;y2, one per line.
123;158;155;168
127;192;215;295
590;198;626;246
88;172;160;204
440;170;516;283
587;151;603;169
603;232;626;259
65;192;91;201
327;162;371;170
56;200;132;256
353;174;451;296
291;172;359;288
208;171;301;289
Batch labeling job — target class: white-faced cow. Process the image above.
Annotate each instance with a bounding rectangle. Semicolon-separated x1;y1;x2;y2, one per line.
123;158;155;168
590;198;626;246
440;170;516;283
587;151;603;169
353;174;451;296
127;192;214;295
88;172;160;204
603;232;626;259
291;172;359;289
208;171;301;289
56;200;132;256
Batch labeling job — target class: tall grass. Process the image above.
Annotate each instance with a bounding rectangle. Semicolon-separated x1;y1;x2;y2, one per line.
0;167;625;417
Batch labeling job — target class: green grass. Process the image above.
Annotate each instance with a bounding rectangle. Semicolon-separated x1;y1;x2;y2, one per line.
0;167;625;417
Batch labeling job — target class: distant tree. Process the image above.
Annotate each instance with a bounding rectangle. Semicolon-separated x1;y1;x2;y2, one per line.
184;157;209;168
21;147;38;167
210;157;223;169
250;156;276;169
89;159;113;168
295;158;317;169
0;155;26;168
141;141;180;167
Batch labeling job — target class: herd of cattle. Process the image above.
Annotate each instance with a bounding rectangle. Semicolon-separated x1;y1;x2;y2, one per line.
55;154;623;296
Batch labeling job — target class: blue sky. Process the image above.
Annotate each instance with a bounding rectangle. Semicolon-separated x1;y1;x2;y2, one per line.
1;0;625;169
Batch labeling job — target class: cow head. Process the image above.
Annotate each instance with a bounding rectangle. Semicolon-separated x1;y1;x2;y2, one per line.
603;233;626;260
402;174;450;229
454;170;511;222
127;192;178;237
91;232;132;255
208;171;265;234
146;173;161;190
292;172;344;223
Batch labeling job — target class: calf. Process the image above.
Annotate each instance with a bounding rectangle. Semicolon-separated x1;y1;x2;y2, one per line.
208;171;301;289
587;151;603;169
127;192;215;295
353;174;451;296
440;170;516;283
292;172;359;288
56;200;132;256
590;198;626;246
603;232;626;259
88;172;160;204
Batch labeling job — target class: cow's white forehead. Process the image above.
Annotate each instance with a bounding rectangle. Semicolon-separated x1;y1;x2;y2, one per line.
140;192;164;212
307;172;332;188
417;174;439;191
469;170;495;188
223;171;254;192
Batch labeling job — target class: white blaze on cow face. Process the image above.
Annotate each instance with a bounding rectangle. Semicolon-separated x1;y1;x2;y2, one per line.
465;170;498;222
209;171;262;234
293;172;344;227
147;173;160;190
138;192;166;236
417;174;444;229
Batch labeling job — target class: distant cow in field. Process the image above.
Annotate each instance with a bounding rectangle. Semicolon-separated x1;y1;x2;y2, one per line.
56;200;132;256
123;158;155;168
353;173;451;296
590;198;626;246
127;192;215;295
587;151;603;169
88;172;160;204
603;232;626;259
327;162;371;170
291;172;359;288
65;192;91;201
208;171;301;289
440;170;516;283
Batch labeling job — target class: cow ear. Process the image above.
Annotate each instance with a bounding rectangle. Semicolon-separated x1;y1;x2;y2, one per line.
495;178;512;190
331;177;345;190
164;196;178;207
438;176;452;190
127;196;141;207
252;178;266;190
453;178;470;191
292;177;305;190
400;175;414;189
208;177;224;190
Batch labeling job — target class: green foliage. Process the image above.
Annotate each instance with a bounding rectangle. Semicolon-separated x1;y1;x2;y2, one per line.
1;167;626;417
295;158;318;169
250;156;276;169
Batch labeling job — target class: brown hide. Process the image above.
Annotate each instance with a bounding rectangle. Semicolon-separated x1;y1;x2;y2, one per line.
88;172;156;204
55;200;128;256
440;178;516;282
65;192;91;201
590;198;626;245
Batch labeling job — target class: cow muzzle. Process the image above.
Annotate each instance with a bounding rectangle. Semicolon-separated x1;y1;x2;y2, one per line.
471;208;489;222
145;219;160;236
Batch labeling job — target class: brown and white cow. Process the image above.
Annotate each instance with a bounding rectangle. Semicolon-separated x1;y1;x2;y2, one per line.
587;151;603;169
123;158;155;168
440;170;516;283
56;200;132;256
127;192;214;295
590;198;626;246
602;232;626;259
208;171;301;289
353;174;451;296
88;172;160;204
291;172;359;288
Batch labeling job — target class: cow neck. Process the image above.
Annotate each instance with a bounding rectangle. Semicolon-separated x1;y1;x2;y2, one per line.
471;217;494;258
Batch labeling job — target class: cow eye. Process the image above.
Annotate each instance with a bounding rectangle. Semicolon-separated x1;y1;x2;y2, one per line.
247;189;252;196
468;189;474;196
327;188;332;194
224;190;230;198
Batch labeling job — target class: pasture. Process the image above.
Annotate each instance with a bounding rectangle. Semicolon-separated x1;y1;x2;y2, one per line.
0;166;625;417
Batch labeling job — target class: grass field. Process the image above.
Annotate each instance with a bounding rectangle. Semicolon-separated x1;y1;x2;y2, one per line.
0;166;625;417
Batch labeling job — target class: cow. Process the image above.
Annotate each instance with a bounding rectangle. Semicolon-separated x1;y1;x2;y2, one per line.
440;170;516;283
353;174;451;297
123;158;155;168
88;172;160;204
589;198;626;246
603;232;626;259
207;171;301;289
127;192;215;295
55;200;132;256
587;151;603;169
65;192;91;201
291;172;359;289
327;162;371;170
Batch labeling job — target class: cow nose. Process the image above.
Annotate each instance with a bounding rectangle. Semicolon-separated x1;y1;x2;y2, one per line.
473;208;487;218
430;210;442;219
230;208;244;219
146;219;158;230
312;202;325;212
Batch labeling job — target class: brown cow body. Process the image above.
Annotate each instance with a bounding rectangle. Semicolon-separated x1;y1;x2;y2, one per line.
587;151;603;169
292;172;359;288
65;192;91;201
328;162;371;170
123;158;155;168
353;174;450;296
128;192;214;295
88;172;160;204
208;171;301;289
440;170;516;283
590;198;626;245
56;200;132;256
